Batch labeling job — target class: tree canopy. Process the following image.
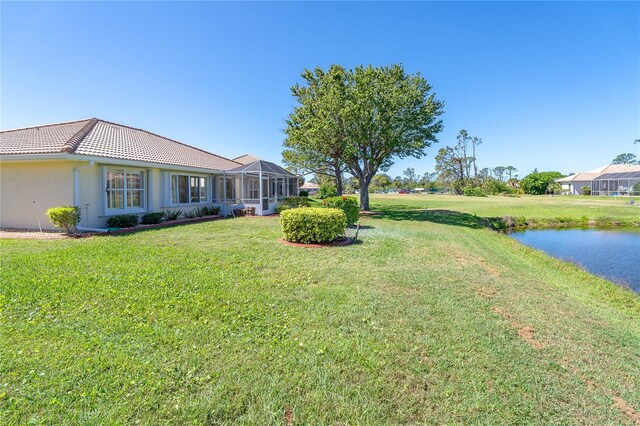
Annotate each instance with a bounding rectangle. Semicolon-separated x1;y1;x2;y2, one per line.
283;64;444;210
283;66;349;194
520;171;564;195
611;153;638;165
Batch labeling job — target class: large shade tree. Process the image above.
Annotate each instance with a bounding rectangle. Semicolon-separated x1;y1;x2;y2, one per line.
283;66;349;194
284;64;444;210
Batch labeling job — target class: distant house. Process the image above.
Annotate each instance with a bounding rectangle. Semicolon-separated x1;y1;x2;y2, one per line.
0;118;298;230
300;181;319;195
557;164;640;196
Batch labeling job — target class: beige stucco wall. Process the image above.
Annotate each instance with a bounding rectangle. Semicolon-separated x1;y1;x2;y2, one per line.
1;160;78;230
1;159;283;230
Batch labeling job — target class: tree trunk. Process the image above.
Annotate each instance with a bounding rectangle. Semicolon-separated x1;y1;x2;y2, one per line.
334;164;343;195
359;184;370;211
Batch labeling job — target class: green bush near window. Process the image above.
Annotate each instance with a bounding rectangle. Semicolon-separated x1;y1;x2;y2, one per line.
280;207;346;244
581;186;591;196
323;196;359;226
106;214;139;228
45;206;81;234
298;189;309;197
198;205;221;216
140;212;165;225
162;210;182;221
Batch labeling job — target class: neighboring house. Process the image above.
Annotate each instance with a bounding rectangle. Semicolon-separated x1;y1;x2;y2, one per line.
300;181;319;195
0;118;298;230
557;164;640;196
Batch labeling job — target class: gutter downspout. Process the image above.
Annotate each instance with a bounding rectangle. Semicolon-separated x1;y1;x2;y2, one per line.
74;160;95;207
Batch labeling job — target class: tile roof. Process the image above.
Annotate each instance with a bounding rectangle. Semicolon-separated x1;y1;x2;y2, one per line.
1;118;241;170
557;164;640;182
0;119;93;154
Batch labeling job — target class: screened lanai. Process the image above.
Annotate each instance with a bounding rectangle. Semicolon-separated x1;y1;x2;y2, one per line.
219;160;299;215
591;171;640;196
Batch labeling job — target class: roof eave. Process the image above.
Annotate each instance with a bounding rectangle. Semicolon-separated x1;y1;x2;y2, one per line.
0;153;228;174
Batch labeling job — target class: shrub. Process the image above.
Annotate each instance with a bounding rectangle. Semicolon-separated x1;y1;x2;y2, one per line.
202;205;220;216
106;214;139;228
298;190;309;197
45;206;81;234
463;186;487;197
276;196;310;214
140;212;165;225
163;209;182;221
316;183;338;199
280;207;346;244
581;186;591;196
283;196;310;208
183;210;198;219
482;179;510;195
323;195;359;225
275;205;291;214
520;171;564;195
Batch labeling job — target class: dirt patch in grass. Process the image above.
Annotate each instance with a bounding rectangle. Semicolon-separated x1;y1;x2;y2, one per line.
476;287;497;300
613;397;640;424
284;406;294;426
492;307;544;349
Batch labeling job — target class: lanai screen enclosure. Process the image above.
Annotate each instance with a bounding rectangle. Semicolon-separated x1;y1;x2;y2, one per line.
221;160;298;215
591;171;640;196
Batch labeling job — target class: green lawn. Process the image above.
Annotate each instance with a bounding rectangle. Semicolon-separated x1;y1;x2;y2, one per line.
1;196;639;424
371;193;640;223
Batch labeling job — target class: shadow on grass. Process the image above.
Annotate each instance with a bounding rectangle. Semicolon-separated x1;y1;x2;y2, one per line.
367;204;487;229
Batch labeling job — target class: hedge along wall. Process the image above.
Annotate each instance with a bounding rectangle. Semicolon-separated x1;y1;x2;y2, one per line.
280;207;347;244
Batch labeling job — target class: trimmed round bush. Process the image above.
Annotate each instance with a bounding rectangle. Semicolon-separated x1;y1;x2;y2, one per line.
46;205;81;234
323;196;359;226
280;207;346;244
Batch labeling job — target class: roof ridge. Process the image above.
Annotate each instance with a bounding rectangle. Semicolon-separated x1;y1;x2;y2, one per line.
61;118;99;153
0;118;93;133
94;118;242;166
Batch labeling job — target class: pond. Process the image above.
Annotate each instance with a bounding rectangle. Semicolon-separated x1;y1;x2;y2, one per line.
509;228;640;293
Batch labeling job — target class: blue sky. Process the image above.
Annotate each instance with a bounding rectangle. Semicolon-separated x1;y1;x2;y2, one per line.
2;1;639;178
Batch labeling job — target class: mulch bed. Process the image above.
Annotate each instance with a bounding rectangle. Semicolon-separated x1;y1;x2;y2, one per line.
278;237;352;248
0;215;225;239
359;211;382;216
105;215;223;235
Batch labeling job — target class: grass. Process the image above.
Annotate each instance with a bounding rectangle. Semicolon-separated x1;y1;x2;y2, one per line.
371;193;640;224
1;195;639;424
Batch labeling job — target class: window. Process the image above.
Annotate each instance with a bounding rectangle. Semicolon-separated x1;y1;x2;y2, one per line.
287;178;298;196
244;178;259;200
276;178;284;199
171;174;208;205
106;169;145;211
216;177;235;201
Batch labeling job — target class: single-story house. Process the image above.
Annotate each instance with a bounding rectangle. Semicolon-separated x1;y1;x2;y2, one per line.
0;118;299;230
557;164;640;196
299;181;319;195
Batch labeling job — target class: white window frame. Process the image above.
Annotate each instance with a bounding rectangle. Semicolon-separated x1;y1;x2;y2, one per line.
170;173;210;206
104;167;146;215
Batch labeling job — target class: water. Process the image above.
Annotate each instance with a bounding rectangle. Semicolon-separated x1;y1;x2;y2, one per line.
509;228;640;292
